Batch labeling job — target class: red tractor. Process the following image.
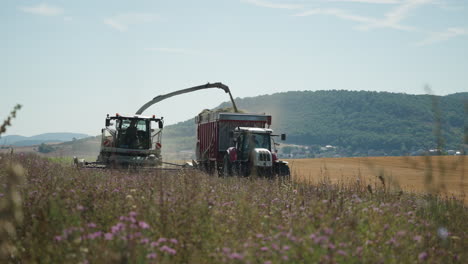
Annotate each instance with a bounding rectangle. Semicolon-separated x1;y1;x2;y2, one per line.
195;111;290;177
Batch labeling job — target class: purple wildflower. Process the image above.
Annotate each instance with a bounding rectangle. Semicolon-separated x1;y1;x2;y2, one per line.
413;235;422;242
111;222;125;233
323;228;334;235
129;211;137;217
337;250;348;256
160;245;176;255
386;237;398;246
147;253;157;259
170;238;178;244
138;221;150;229
104;233;113;240
54;235;63;242
87;231;102;240
418;252;428;261
314;236;329;245
397;230;406;236
151;241;159;247
260;246;269;252
87;222;97;228
355;246;363;256
229;253;243;260
140;238;150;244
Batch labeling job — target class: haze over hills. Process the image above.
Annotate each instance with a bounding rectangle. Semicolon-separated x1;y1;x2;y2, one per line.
0;133;90;146
163;90;467;155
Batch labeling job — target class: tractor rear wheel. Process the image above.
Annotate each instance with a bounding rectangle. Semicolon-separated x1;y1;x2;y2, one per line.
222;155;232;177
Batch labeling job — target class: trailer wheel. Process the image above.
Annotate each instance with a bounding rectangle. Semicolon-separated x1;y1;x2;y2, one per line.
222;155;232;177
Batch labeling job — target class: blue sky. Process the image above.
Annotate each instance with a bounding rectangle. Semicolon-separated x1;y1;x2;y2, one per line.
1;0;467;136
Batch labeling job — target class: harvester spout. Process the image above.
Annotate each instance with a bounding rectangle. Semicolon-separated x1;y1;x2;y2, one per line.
135;82;238;115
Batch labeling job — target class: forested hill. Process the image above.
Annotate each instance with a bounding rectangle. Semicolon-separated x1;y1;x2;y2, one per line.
164;91;466;154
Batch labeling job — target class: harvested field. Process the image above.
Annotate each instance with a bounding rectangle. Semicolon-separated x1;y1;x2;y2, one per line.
288;156;467;203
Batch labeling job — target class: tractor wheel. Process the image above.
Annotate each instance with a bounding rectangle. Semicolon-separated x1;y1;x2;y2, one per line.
280;165;291;181
223;155;232;177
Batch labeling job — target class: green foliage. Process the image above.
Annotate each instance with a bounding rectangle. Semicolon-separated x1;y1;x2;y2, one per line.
165;91;466;154
38;143;54;153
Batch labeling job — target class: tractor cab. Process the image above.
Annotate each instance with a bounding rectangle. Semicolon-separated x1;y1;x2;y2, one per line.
226;127;288;177
233;127;273;160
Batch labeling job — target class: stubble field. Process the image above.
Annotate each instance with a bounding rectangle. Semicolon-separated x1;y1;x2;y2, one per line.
288;156;467;204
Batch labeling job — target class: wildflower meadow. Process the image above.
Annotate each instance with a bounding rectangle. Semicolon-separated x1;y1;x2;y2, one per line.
0;153;466;263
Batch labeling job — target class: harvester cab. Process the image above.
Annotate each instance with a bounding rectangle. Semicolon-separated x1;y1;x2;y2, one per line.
95;114;164;167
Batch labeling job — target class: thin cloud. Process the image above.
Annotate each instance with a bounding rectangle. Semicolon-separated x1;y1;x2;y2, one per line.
368;0;434;30
19;3;64;16
104;13;157;32
294;8;411;31
296;0;434;32
242;0;302;10
327;0;401;3
145;48;195;55
295;8;376;24
415;27;468;46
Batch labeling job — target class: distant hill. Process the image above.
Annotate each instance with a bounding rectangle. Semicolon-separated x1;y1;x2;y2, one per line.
445;92;468;100
0;132;91;146
163;90;466;155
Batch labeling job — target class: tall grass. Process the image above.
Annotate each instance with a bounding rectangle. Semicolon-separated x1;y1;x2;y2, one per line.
0;154;466;263
0;104;25;261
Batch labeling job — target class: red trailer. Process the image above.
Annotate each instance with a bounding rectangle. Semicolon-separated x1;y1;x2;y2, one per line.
195;111;289;177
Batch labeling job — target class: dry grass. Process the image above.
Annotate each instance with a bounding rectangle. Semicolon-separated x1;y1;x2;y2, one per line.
288;156;467;203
